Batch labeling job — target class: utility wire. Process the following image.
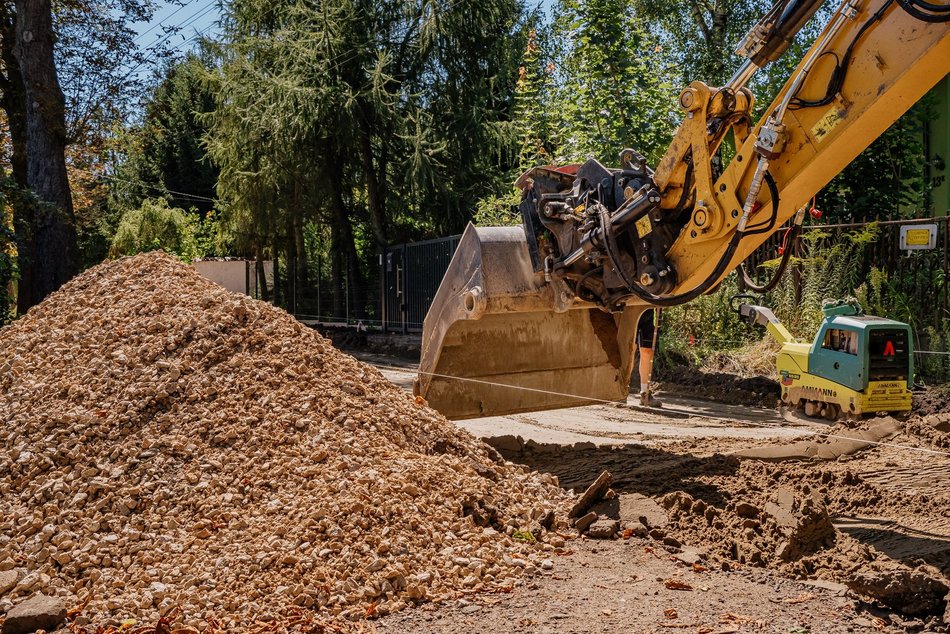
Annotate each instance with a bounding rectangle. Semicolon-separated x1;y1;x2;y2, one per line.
122;5;219;81
72;167;220;205
133;0;202;43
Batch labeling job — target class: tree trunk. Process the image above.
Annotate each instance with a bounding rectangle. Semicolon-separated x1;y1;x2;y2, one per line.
328;178;364;320
330;221;344;319
1;2;27;187
360;130;387;245
292;181;307;290
271;241;281;308
13;0;77;313
255;247;269;301
284;206;297;315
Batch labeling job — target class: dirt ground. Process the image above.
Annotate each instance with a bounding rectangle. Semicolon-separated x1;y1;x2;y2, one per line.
377;537;901;634
376;424;950;633
353;353;950;633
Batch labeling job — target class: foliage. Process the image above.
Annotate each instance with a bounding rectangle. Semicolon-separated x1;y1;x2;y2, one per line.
473;189;522;227
109;197;211;262
818;95;938;221
110;53;220;216
203;0;532;315
547;0;679;165
657;272;760;369
0;176;19;324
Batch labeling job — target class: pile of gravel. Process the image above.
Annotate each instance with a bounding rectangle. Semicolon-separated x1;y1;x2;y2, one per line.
0;252;571;630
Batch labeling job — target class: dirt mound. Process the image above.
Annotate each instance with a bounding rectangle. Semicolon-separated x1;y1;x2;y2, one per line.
903;413;950;449
495;435;950;621
913;387;950;417
654;459;950;618
0;252;571;630
654;363;780;408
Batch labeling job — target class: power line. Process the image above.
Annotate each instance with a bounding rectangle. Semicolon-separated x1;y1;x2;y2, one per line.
72;167;220;205
122;4;219;81
122;20;217;82
133;0;203;44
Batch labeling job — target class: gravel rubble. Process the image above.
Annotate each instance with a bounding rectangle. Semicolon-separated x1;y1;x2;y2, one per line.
0;252;572;630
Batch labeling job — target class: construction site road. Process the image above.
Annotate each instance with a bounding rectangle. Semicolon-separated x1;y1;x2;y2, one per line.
360;353;820;446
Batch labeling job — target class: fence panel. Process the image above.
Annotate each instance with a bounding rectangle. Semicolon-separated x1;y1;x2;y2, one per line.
381;235;460;333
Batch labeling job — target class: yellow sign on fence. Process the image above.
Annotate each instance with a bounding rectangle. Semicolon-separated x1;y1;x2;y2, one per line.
899;224;937;250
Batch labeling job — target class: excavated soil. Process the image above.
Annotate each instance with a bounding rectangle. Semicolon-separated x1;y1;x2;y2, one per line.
654;363;781;408
494;415;950;626
914;387;950;417
0;252;572;631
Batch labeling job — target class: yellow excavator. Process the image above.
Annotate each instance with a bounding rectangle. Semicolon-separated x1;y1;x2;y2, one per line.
416;0;949;419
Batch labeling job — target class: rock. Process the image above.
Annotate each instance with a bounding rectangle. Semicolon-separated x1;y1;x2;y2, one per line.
483;435;524;454
847;567;949;616
762;490;834;561
540;559;554;571
574;511;598;533
735;502;760;518
2;594;67;634
662;536;681;548
0;570;17;596
587;519;619;539
674;549;704;566
568;471;612;519
923;413;949;433
619;493;667;530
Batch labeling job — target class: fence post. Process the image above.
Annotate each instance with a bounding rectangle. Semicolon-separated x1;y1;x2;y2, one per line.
380;247;387;332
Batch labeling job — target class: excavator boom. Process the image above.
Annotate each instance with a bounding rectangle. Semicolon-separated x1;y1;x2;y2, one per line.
417;0;950;419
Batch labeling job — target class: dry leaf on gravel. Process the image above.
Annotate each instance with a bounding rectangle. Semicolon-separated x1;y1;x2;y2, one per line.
782;592;817;604
663;579;694;591
664;608;678;619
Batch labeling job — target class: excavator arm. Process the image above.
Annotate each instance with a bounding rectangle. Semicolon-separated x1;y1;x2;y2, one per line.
417;0;950;419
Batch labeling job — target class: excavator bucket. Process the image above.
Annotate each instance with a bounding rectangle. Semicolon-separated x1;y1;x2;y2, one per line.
415;223;645;420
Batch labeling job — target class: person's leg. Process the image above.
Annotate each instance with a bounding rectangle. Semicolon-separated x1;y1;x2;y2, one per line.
636;310;662;407
638;346;654;394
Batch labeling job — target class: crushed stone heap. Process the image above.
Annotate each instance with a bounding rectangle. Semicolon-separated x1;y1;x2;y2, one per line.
0;252;572;630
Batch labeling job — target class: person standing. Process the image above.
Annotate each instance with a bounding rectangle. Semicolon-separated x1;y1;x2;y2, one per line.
637;308;662;407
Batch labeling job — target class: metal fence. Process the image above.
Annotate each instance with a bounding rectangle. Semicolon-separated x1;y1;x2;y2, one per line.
380;235;461;333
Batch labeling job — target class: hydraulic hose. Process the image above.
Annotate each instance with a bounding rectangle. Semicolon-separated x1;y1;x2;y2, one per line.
738;220;802;292
622;168;780;308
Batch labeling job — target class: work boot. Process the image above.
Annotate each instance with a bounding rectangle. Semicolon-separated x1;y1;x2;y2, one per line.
639;391;663;408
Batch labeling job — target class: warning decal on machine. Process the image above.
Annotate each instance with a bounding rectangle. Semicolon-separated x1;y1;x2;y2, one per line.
635;215;652;238
812;104;847;143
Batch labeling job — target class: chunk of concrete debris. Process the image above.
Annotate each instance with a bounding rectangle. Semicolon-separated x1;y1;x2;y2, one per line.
0;570;18;597
574;511;599;533
569;471;612;519
761;488;834;561
619;493;668;530
2;594;66;634
587;519;619;539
